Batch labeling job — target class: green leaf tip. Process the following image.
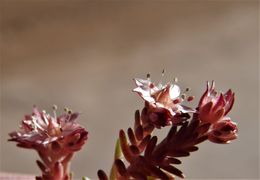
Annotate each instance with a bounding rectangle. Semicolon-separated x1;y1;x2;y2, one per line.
109;138;123;180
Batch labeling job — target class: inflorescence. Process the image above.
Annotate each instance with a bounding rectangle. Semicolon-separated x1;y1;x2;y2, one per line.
9;73;238;180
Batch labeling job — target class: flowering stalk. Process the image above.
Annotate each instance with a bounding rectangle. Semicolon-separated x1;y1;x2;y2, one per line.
9;106;88;180
98;74;238;179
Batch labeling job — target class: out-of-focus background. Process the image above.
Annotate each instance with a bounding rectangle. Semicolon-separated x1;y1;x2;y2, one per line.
0;1;259;179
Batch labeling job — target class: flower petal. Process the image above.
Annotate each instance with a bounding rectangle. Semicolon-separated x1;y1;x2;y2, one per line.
169;84;180;100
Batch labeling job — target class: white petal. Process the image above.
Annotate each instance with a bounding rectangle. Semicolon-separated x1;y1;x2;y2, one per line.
133;87;151;97
134;78;150;87
133;87;155;103
169;85;180;99
143;96;156;103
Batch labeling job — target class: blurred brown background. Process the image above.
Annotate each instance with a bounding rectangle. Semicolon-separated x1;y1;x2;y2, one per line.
0;1;259;179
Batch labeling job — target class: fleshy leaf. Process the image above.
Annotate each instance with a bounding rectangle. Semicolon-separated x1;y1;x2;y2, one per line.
109;139;123;180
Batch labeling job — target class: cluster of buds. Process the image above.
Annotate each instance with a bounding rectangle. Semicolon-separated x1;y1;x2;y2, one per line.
9;106;88;180
198;81;237;143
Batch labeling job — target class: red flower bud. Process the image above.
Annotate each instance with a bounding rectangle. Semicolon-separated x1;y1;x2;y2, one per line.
198;81;235;124
208;119;238;144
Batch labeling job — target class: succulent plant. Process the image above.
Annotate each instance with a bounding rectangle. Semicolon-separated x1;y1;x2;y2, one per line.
98;75;237;180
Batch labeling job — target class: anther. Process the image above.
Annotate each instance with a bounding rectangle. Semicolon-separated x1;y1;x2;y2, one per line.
173;99;181;104
162;69;165;76
146;73;151;79
64;107;69;112
187;96;194;102
173;77;178;83
185;87;190;92
181;94;187;100
52;105;58;110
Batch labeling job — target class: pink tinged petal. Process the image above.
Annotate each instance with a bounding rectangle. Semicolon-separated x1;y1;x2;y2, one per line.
212;93;225;112
210;80;215;91
134;78;159;93
133;87;149;95
58;113;80;124
134;78;151;87
143;96;156;103
57;114;68;124
33;106;41;117
22;120;33;132
133;87;155;103
41;111;50;125
199;101;213;122
69;112;79;122
48;118;59;129
225;89;233;99
224;90;235;115
154;102;165;109
198;82;210;107
153;87;168;102
212;108;225;123
24;115;32;120
31;118;45;132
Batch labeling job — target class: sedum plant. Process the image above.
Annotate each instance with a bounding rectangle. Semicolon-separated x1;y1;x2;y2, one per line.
9;73;238;180
97;74;237;180
9;106;88;180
